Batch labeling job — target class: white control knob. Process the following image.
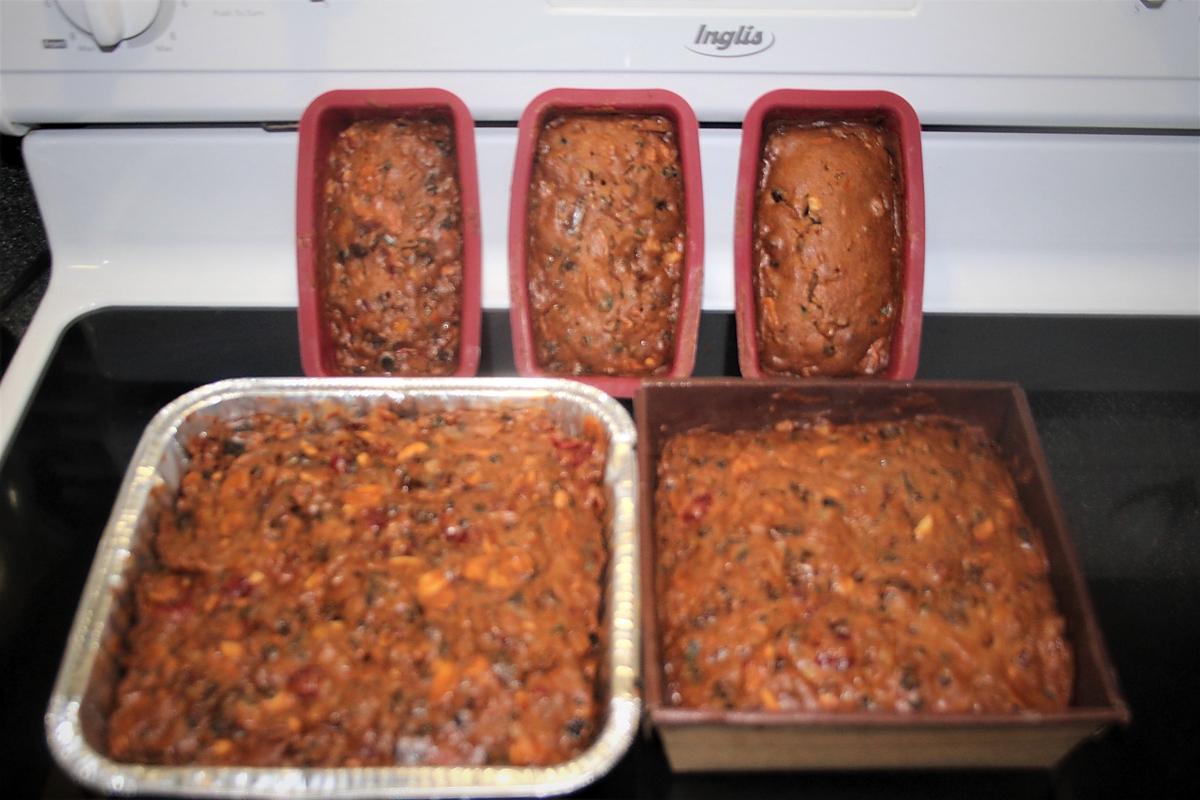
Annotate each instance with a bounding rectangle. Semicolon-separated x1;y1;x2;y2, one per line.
56;0;161;48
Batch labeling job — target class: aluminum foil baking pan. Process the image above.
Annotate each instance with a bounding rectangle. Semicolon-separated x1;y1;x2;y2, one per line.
46;378;639;797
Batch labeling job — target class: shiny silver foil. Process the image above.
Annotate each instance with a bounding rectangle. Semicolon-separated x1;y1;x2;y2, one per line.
46;378;640;797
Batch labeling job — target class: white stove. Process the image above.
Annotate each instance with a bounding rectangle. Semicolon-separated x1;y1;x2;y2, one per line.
1;0;1198;460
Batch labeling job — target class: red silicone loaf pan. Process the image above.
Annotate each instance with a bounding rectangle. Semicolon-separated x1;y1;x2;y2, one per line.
508;88;704;398
734;89;925;380
296;88;482;377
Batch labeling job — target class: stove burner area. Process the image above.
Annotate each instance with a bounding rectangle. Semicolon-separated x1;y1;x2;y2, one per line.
0;308;1197;798
0;136;49;375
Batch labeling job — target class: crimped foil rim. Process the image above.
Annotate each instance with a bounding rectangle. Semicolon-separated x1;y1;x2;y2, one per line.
46;378;640;798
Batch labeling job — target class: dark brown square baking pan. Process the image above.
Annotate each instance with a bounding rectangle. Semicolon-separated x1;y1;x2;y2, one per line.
635;379;1128;770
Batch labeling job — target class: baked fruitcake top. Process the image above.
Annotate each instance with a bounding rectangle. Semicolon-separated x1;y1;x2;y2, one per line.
110;402;609;767
655;416;1072;714
320;119;463;376
526;113;685;376
754;122;902;377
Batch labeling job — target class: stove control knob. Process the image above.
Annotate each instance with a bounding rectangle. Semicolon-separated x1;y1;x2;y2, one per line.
55;0;161;49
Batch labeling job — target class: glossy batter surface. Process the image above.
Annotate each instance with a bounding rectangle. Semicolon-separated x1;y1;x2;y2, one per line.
110;403;609;767
755;122;901;377
655;417;1073;714
321;119;463;376
527;113;685;376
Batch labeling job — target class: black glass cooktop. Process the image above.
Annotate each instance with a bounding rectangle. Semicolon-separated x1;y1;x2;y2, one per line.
1;309;1197;798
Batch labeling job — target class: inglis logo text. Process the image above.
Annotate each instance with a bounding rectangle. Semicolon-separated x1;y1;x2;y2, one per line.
686;24;775;58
